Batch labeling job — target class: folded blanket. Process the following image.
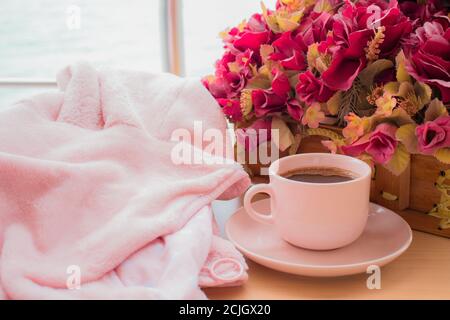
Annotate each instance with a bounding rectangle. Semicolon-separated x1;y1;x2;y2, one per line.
0;62;251;300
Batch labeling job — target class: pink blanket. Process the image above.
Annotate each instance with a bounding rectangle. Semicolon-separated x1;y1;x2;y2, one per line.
0;62;251;299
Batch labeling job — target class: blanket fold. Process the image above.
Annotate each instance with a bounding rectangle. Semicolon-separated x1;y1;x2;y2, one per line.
0;62;250;300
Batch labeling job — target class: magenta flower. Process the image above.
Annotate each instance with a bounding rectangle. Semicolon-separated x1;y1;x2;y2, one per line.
342;123;398;164
299;11;334;46
416;116;450;155
235;119;272;151
270;30;308;71
404;21;450;102
399;0;447;26
296;70;334;104
214;52;236;77
246;13;268;33
322;30;372;90
359;6;413;58
252;89;286;117
233;31;270;52
323;2;412;91
271;68;291;98
202;77;232;99
286;99;304;122
216;99;242;121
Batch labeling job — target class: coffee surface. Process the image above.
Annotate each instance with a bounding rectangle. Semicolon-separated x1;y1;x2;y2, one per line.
282;167;356;184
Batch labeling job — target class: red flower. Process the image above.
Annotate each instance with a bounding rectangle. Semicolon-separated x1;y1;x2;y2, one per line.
214;52;236;77
216;99;242;121
202;77;231;99
342;123;398;164
300;11;334;46
416;116;450;155
321;11;373;90
399;0;447;26
405;21;450;102
270;30;308;71
376;7;413;58
252;89;286;117
236;118;272;151
233;31;270;52
271;68;291;98
286;99;304;121
296;70;335;104
322;2;412;91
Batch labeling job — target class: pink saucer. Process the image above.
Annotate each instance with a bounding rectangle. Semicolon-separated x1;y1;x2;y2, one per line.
226;199;413;277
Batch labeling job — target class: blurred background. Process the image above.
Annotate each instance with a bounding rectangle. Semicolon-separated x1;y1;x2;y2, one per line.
0;0;276;105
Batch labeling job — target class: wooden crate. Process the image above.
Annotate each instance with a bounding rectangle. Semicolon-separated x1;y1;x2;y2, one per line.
297;135;450;238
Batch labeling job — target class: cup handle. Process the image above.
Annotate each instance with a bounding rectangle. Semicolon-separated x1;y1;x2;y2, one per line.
243;184;275;225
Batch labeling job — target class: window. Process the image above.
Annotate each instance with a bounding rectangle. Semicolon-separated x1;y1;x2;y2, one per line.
0;0;275;105
182;0;271;77
0;0;162;105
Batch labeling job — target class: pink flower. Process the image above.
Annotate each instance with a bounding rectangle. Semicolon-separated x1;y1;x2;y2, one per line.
399;0;447;26
252;89;286;117
214;52;237;77
302;103;325;128
322;140;338;154
216;99;242;121
342;113;370;143
271;68;291;98
322;2;412;91
416;116;450;155
321;30;372;90
371;7;413;58
233;31;270;52
202;76;232;99
404;21;450;102
286;99;304;121
342;123;398;164
300;11;334;46
246;13;268;33
296;70;334;104
236;119;272;151
270;30;308;71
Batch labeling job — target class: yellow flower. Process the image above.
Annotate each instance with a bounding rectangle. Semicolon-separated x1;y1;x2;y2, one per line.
321;140;338;154
375;92;397;117
302;103;325;129
261;2;304;33
342;113;370;143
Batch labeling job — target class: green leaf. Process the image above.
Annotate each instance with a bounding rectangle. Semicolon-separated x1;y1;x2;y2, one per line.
387;108;415;126
359;59;394;88
246;74;271;89
271;117;294;152
435;148;450;165
383;144;410;176
396;124;419;154
396;81;415;98
260;45;274;64
326;91;341;116
395;50;411;83
414;82;432;109
384;82;400;95
425;98;448;122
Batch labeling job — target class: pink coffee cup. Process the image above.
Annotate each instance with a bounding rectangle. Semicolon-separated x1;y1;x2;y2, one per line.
244;153;372;250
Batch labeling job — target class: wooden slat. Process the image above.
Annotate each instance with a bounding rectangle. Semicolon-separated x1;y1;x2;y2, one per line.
409;154;450;212
370;163;411;211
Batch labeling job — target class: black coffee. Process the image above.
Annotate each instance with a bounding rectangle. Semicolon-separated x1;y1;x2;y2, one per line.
282;167;356;184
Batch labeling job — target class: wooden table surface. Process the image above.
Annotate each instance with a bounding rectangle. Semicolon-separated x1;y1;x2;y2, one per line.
208;199;450;300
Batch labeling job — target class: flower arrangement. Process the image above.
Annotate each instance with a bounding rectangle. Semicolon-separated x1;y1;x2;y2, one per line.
202;0;450;175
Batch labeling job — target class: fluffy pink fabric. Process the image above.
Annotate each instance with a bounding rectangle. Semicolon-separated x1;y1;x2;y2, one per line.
0;62;251;299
